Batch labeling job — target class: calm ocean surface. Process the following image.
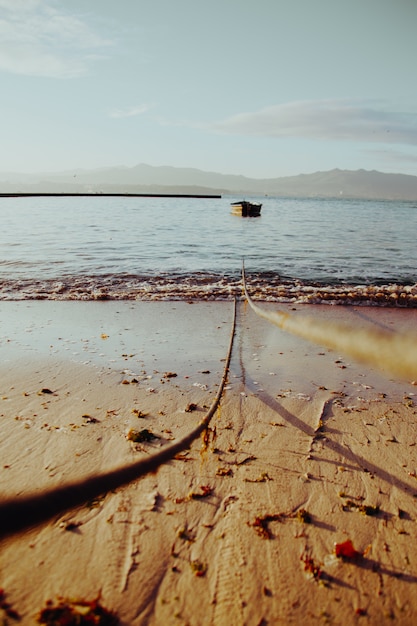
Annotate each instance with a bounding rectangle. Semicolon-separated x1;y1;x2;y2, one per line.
1;195;417;305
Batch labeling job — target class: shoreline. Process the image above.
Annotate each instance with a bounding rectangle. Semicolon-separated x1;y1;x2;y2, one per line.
1;301;417;624
1;277;417;306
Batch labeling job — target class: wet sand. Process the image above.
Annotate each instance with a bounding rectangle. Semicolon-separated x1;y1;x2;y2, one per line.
1;301;417;625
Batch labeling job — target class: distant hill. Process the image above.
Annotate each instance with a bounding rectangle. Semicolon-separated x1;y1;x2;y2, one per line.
268;169;417;201
1;165;417;200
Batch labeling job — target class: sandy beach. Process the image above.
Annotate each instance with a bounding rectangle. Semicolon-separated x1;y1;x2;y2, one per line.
1;300;417;625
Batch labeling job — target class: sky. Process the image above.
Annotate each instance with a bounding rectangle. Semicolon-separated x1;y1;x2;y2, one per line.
1;0;417;179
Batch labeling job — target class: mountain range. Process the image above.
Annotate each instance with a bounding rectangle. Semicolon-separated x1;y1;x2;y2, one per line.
1;164;417;200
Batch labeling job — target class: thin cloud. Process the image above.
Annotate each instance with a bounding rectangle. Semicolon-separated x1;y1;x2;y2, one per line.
109;105;151;119
210;99;417;146
366;148;417;166
0;1;112;78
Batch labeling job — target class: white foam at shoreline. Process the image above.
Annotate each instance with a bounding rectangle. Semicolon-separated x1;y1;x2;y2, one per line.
1;274;417;306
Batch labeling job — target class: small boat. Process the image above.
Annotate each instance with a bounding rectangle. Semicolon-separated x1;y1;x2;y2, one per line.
230;200;262;217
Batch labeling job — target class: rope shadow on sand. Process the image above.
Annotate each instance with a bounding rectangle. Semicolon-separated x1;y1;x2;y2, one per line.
244;375;417;503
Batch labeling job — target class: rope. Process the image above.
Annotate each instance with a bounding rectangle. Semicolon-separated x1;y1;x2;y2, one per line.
0;299;237;540
242;263;417;382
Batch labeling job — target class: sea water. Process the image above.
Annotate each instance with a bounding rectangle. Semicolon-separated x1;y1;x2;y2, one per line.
0;195;416;305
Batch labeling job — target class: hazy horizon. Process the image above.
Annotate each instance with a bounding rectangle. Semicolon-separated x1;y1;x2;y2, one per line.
1;163;417;201
1;162;416;179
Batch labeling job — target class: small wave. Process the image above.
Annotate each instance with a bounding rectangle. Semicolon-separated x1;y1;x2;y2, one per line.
1;273;417;307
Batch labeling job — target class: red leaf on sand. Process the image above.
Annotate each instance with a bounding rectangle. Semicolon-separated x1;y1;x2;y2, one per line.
301;554;323;580
37;598;118;625
190;485;213;499
334;539;363;560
